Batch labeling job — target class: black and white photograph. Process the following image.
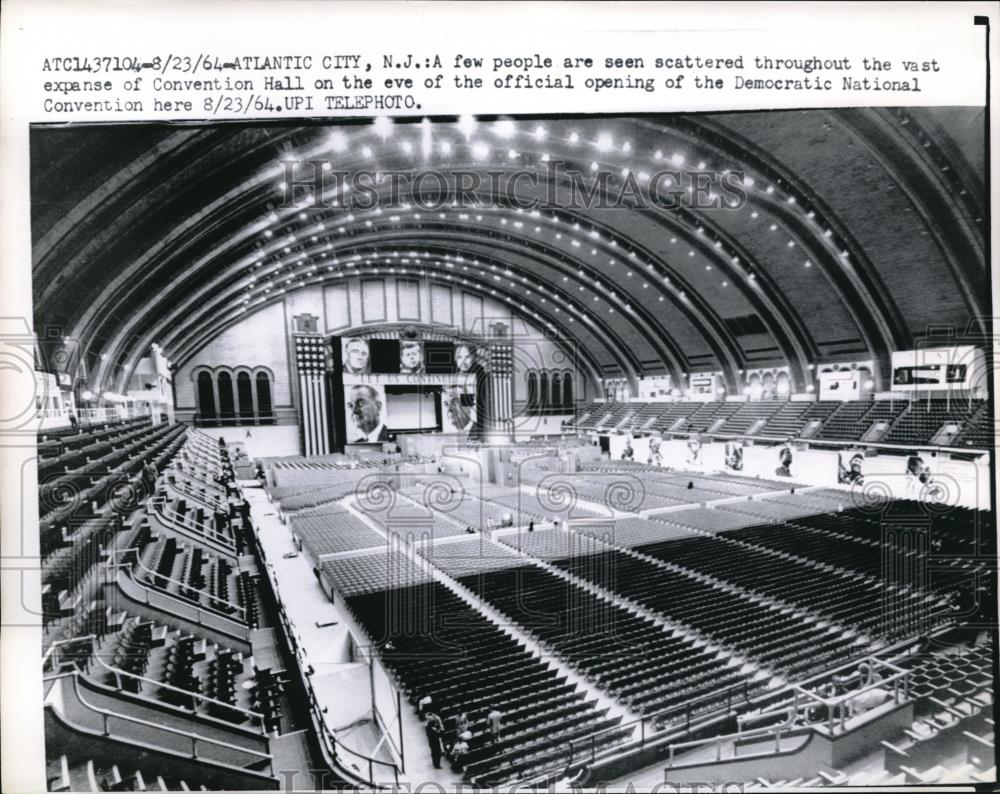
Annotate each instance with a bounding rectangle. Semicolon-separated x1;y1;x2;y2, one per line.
2;3;998;793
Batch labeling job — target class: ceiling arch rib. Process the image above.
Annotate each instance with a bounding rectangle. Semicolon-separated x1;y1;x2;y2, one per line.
84;173;738;390
676;114;909;383
97;221;658;393
29;112;985;401
74;126;786;388
157;246;637;377
166;273;611;388
838;109;987;327
89;178;763;395
149;266;616;392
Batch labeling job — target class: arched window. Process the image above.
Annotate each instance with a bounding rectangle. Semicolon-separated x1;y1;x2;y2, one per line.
256;372;273;423
526;371;538;410
217;371;235;422
539;371;549;409
562;372;573;409
551;372;562;408
197;372;216;419
237;372;254;423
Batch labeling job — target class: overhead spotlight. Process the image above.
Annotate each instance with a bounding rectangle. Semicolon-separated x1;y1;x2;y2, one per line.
595;132;613;152
471;142;489;160
373;116;394;140
671;153;684;165
328;131;348;152
457;114;477;139
493;119;516;139
569;131;580;144
533;124;547;141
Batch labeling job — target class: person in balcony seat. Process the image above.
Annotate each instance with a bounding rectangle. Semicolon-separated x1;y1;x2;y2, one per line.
141;461;158;495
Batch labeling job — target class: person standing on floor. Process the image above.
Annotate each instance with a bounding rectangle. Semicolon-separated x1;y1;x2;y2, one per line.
487;705;503;742
424;711;445;769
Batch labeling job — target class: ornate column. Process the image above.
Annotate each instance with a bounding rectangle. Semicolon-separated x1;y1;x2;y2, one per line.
484;322;514;441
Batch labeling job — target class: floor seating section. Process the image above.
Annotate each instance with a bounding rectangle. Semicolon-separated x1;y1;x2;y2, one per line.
291;505;387;559
429;538;770;723
528;533;865;682
346;578;632;786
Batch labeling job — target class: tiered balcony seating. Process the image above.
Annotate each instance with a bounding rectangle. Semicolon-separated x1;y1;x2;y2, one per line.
237;572;260;629
880;640;995;785
83;614;260;724
955;400;993;449
346;580;630;786
40;422;188;539
107;619;156;692
815;401;876;440
716;402;784;435
883;399;968;446
621;404;666;432
861;400;910;439
757;401;813;438
684;402;732;433
595;404;633;430
46;753;211;792
161;635;203;702
205;649;245;720
795;401;841;438
651;402;702;433
251;667;285;733
148;493;237;551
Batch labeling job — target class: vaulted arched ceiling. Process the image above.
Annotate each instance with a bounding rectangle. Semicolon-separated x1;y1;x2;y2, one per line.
30;108;986;396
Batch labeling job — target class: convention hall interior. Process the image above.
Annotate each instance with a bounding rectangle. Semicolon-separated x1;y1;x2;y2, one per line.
32;108;996;790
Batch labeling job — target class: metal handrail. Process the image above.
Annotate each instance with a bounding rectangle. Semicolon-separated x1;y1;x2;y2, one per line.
105;548;248;620
49;672;273;766
148;498;237;552
164;477;227;511
252;532;403;789
46;629;264;722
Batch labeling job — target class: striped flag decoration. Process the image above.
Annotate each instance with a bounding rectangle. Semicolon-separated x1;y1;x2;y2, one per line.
293;335;330;456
